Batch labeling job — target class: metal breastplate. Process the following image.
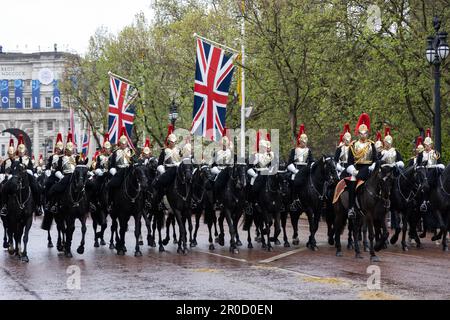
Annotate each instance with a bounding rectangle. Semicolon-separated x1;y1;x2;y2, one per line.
352;140;373;164
62;155;76;174
382;148;397;164
99;155;109;169
51;155;60;170
216;149;232;166
19;156;30;167
294;147;309;165
257;152;274;168
4;159;13;170
339;146;349;163
116;148;131;168
423;150;438;166
164;147;181;165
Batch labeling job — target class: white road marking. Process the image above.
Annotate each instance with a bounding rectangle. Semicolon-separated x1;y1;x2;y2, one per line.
198;251;248;263
258;247;308;263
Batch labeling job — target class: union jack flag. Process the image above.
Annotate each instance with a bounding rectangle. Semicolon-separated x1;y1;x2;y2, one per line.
81;127;90;156
191;38;236;141
107;75;138;148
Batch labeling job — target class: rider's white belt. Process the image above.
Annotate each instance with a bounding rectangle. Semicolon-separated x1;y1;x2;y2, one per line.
117;165;129;168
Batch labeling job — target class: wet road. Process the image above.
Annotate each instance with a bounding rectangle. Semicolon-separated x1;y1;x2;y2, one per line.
1;215;449;300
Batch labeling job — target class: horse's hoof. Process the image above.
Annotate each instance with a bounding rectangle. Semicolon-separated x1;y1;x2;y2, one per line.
182;248;188;255
419;232;426;239
162;239;169;246
173;239;178;245
214;237;219;243
347;243;354;250
209;244;215;251
363;246;369;252
390;236;398;245
292;239;299;246
94;241;99;248
336;251;343;257
159;246;165;252
57;244;64;252
134;251;142;257
255;236;262;243
230;247;239;254
177;248;182;254
192;239;198;246
261;243;267;249
248;243;253;249
48;242;54;248
431;235;440;242
21;256;29;263
3;241;8;249
117;250;125;256
65;251;73;258
236;240;242;247
190;242;196;248
402;246;408;252
311;245;319;251
138;241;144;246
443;246;448;252
416;243;423;249
123;246;127;252
77;246;84;255
218;238;224;247
8;248;14;255
284;242;290;248
267;246;273;252
274;239;281;245
328;238;335;246
355;253;363;259
100;239;106;246
109;243;115;250
370;255;380;263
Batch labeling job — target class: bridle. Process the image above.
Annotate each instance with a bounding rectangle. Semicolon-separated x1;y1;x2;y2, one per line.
123;164;142;204
68;166;87;208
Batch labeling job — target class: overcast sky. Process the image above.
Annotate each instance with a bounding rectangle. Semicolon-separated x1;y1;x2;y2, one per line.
0;0;154;55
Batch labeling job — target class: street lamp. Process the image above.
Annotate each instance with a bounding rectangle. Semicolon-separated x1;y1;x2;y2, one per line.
169;99;178;127
425;16;449;154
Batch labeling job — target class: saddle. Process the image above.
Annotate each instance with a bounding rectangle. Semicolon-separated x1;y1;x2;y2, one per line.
332;178;364;204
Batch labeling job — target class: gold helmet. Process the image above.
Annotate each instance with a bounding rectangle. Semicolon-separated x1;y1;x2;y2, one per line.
142;137;151;155
7;137;15;157
65;131;74;153
55;132;64;152
424;128;433;146
17;134;26;155
297;124;307;145
103;132;112;151
118;127;128;146
384;127;393;145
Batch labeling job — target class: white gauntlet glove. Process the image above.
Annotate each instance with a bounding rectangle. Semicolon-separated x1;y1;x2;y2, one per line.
395;161;404;168
94;169;104;176
26;169;34;176
369;163;376;172
287;163;299;174
157;165;165;174
211;166;220;175
45;169;51;177
109;168;117;176
55;171;64;180
336;163;344;172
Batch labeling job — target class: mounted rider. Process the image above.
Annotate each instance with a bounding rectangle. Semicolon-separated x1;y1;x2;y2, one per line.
374;131;383;155
380;127;404;174
139;137;155;165
0;138;17;217
94;133;112;176
247;132;277;206
35;154;45;176
287;124;313;210
346;113;377;219
107;127;135;204
155;124;181;189
211;131;234;190
335;123;352;179
47;131;81;209
417;128;444;212
408;136;424;167
44;133;64;201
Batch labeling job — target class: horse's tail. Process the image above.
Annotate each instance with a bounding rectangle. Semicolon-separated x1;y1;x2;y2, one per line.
41;210;54;231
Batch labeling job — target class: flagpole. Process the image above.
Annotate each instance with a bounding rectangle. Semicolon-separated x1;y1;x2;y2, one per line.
193;33;239;54
239;1;246;161
108;71;134;84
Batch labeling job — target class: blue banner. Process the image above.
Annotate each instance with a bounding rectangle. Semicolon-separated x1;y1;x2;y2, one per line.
53;80;61;109
32;80;40;109
14;79;23;108
1;79;9;109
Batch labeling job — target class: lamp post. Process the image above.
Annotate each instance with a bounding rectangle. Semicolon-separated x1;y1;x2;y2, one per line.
426;16;449;154
169;98;178;128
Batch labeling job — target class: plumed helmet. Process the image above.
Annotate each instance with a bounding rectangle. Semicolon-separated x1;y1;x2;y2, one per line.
165;124;175;145
103;132;112;150
17;134;26;154
55;132;64;151
65;131;74;152
384;127;393;145
416;136;424;153
424;128;433;146
7;137;15;156
118;127;128;145
343;123;351;143
355;113;370;135
143;137;151;155
297;124;307;144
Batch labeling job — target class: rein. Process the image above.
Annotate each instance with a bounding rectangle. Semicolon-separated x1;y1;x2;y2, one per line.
123;167;141;204
439;175;450;197
68;172;85;208
15;176;31;210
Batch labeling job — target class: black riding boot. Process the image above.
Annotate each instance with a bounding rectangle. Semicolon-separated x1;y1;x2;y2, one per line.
347;180;356;219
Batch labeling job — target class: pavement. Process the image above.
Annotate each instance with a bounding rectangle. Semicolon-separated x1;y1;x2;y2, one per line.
0;214;449;300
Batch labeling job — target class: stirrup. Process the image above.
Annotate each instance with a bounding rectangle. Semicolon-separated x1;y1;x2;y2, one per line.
244;203;253;216
0;207;6;217
420;201;428;213
347;208;355;219
290;199;301;211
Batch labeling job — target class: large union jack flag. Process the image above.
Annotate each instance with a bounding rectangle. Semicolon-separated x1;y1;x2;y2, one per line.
81;126;90;156
107;75;138;148
191;38;236;141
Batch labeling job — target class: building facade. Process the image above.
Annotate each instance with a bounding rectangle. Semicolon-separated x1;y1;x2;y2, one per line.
0;50;85;160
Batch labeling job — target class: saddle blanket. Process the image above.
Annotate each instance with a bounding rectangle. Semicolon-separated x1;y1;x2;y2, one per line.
332;178;364;204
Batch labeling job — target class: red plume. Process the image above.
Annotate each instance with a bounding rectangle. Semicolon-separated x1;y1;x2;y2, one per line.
339;133;344;144
343;123;350;134
93;150;100;161
165;124;174;146
32;155;35;160
18;134;24;146
426;128;431;138
256;130;261;152
104;132;109;142
144;137;151;148
416;136;423;148
9;137;14;147
354;113;370;135
266;132;271;142
384;126;391;138
39;154;43;160
376;131;382;142
66;131;73;143
297;124;305;143
56;132;63;143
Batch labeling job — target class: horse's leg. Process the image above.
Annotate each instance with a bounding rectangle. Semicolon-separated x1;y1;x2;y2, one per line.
224;208;238;254
234;211;243;247
206;209;215;250
281;211;290;247
192;210;201;247
390;210;401;245
21;216;32;262
162;212;171;245
325;208;335;246
353;219;363;259
2;224;8;249
334;204;345;257
99;212;107;246
187;212;195;248
109;216;117;249
93;217;99;247
347;223;354;249
64;217;75;258
151;214;157;247
431;211;445;242
134;213;143;257
173;209;187;254
269;211;281;246
217;211;225;246
47;230;53;248
400;213;409;251
305;208;318;251
368;218;379;262
172;214;178;245
363;222;369;252
290;211;300;245
77;215;87;255
116;215;128;255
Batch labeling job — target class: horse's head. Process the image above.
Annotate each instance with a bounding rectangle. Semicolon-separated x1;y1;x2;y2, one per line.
232;163;247;190
414;165;429;194
179;158;193;184
131;162;149;189
73;165;89;192
11;163;29;192
322;155;339;185
277;169;291;198
376;161;395;200
146;157;158;172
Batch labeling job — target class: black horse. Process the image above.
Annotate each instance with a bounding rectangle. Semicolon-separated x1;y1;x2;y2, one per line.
56;164;90;257
294;156;339;251
216;163;247;253
86;171;109;248
4;163;34;262
165;159;193;254
334;162;394;261
276;166;294;247
390;165;429;250
428;164;450;251
110;162;148;256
